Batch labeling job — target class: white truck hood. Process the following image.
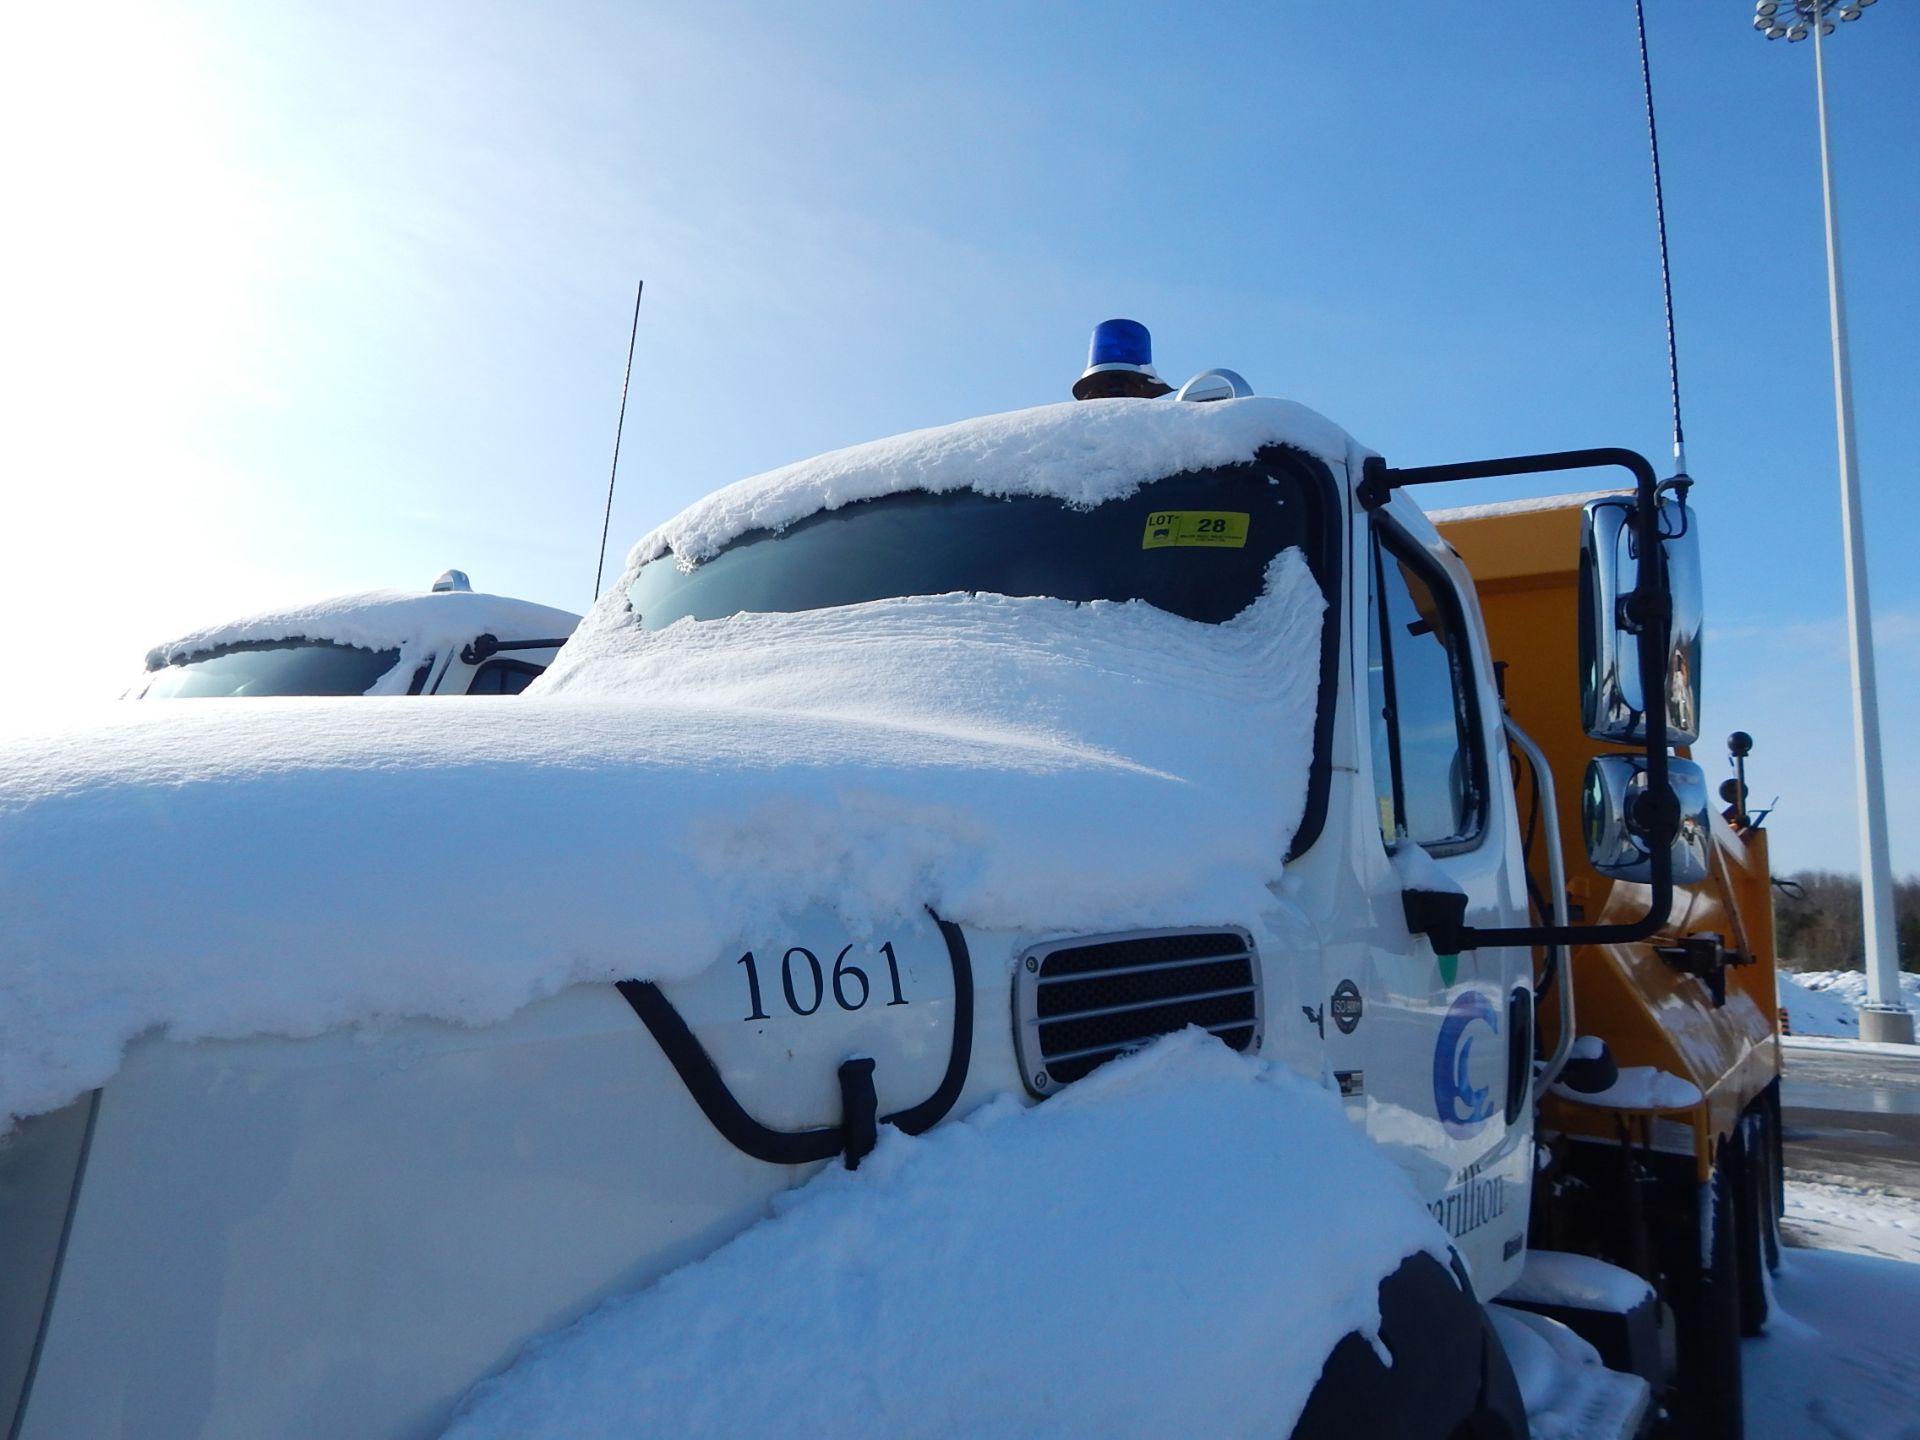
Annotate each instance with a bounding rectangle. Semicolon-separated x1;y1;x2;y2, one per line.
0;561;1324;1126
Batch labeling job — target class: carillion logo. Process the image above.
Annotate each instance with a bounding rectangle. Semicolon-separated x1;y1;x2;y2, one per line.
1432;990;1500;1139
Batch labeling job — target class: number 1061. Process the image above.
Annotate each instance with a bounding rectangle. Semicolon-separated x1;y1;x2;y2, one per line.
736;943;910;1021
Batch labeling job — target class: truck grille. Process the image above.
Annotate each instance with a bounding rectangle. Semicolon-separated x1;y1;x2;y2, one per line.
1013;927;1262;1093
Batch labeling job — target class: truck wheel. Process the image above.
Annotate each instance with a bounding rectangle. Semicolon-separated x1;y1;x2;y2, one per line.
1734;1112;1775;1335
1756;1098;1783;1276
1770;1088;1786;1268
1670;1162;1744;1440
1290;1252;1527;1440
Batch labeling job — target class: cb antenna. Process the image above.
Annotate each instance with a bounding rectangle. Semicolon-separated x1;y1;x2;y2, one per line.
593;279;645;603
1634;0;1687;480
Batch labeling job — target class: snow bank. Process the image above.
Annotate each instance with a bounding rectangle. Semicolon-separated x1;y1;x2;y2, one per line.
1778;968;1920;1039
440;1032;1449;1440
617;396;1357;572
1783;1180;1920;1265
0;560;1323;1126
1744;1183;1920;1438
1746;1245;1920;1440
142;589;581;695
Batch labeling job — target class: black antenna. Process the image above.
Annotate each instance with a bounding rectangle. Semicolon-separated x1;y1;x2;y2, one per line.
594;279;645;603
1634;0;1687;479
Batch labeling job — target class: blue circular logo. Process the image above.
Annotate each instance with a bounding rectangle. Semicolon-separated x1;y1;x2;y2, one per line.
1432;990;1501;1139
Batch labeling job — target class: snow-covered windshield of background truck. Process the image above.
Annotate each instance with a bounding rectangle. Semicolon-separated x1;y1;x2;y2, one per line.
141;639;403;697
626;460;1329;629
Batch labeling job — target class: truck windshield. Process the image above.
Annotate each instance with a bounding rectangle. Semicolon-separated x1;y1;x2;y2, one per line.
142;640;403;698
628;453;1330;629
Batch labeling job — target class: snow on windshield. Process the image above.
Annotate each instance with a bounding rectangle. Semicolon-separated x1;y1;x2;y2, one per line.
0;554;1325;1127
145;590;582;696
616;395;1359;575
440;1031;1448;1440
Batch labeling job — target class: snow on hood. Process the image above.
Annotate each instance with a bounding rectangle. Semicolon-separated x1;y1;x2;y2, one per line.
143;589;582;695
440;1031;1449;1440
0;557;1324;1126
617;395;1361;574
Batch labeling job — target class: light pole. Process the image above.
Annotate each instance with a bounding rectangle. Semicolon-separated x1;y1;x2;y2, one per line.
1752;0;1912;1043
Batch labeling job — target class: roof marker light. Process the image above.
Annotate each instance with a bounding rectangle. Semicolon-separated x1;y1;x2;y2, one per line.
1174;368;1254;403
432;569;473;593
1072;318;1174;401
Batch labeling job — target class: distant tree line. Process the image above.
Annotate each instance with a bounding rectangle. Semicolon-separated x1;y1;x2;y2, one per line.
1772;870;1920;973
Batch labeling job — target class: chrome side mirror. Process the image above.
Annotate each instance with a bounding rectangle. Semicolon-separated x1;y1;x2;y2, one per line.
1583;755;1711;884
1578;497;1702;745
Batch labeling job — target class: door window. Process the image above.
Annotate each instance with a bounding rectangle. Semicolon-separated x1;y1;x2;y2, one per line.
466;659;544;695
1368;526;1485;850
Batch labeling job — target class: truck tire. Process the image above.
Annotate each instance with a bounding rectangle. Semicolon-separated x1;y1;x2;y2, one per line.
1758;1095;1784;1276
1734;1111;1775;1335
1669;1162;1744;1440
1290;1252;1528;1440
1769;1088;1785;1267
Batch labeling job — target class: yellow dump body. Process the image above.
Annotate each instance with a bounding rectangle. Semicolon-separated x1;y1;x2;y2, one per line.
1437;496;1781;1181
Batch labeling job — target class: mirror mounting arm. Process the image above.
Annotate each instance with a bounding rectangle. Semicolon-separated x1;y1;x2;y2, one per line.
1359;448;1677;951
1619;588;1671;634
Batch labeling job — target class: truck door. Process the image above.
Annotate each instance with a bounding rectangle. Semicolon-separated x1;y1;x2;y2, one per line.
1343;507;1532;1284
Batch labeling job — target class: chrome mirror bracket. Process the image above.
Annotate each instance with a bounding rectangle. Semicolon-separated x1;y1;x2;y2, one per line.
1360;448;1681;951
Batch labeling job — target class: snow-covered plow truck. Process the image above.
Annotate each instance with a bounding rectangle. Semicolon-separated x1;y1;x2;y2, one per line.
0;323;1780;1439
131;570;581;698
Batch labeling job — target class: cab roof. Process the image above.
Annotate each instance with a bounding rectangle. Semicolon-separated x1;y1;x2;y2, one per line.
145;587;582;671
623;396;1368;578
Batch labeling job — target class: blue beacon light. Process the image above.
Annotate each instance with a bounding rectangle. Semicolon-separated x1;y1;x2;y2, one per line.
1072;319;1174;400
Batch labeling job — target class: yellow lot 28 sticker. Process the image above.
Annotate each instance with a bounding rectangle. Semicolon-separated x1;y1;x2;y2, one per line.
1141;511;1250;550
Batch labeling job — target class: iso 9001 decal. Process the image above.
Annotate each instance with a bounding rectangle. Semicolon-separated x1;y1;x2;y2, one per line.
1330;978;1364;1034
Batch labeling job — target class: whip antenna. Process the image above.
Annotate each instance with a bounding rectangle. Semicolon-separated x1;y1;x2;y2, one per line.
594;279;645;603
1634;0;1687;479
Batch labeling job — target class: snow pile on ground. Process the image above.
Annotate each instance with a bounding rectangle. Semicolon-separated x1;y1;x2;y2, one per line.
439;1032;1447;1440
618;396;1359;571
1784;1180;1920;1265
0;562;1322;1127
142;588;581;695
1779;968;1920;1038
1744;1182;1920;1439
1747;1249;1920;1439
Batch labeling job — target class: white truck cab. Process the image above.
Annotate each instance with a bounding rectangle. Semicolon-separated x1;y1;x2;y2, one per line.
132;570;581;698
3;324;1765;1440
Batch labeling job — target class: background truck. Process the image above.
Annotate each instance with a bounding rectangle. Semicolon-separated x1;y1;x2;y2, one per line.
0;325;1780;1439
131;569;581;698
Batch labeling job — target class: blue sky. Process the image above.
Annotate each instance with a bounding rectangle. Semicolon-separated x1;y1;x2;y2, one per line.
3;0;1915;875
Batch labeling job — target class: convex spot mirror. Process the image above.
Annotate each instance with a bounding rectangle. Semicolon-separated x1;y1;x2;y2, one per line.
1578;496;1702;746
1582;755;1711;885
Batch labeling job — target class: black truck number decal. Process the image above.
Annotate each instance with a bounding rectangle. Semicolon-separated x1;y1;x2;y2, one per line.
737;941;910;1021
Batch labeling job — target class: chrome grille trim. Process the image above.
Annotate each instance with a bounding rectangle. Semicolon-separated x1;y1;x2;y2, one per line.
1011;925;1264;1095
1034;952;1254;986
1036;983;1258;1028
